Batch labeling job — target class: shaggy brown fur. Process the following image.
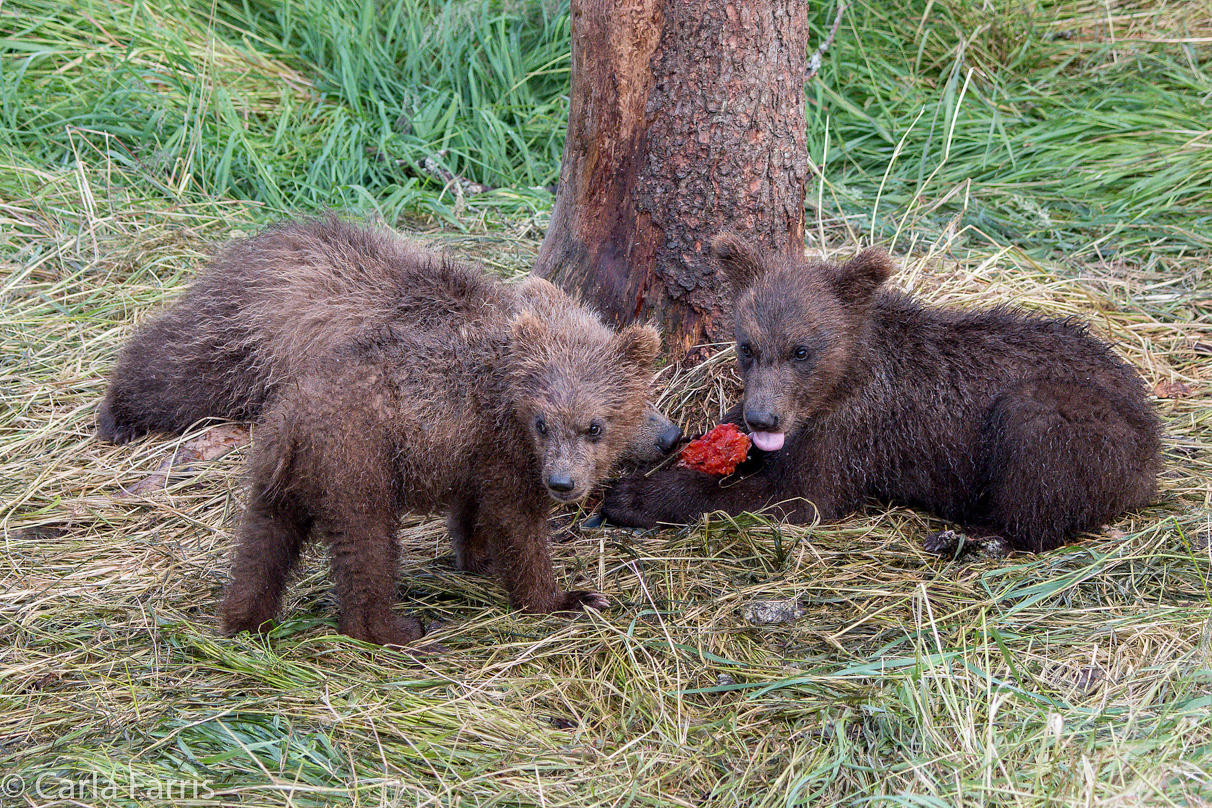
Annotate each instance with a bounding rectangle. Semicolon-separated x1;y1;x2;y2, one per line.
602;234;1162;554
97;224;680;463
98;217;664;646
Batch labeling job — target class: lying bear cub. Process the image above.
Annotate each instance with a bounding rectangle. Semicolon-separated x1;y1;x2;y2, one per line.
602;234;1162;554
98;217;678;647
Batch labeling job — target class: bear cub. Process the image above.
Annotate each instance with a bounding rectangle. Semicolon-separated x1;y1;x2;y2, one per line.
99;217;669;647
602;234;1162;554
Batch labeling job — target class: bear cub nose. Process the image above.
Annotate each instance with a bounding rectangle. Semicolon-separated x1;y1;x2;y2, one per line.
744;410;779;431
657;423;683;454
546;474;576;493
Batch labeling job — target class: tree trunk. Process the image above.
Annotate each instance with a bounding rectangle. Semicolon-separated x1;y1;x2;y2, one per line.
534;0;809;360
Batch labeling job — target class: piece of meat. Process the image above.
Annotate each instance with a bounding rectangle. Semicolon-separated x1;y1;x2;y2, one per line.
678;423;751;476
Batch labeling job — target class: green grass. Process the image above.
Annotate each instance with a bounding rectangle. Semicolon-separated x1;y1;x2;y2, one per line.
2;0;1211;805
1;0;568;224
3;0;1209;249
811;0;1212;260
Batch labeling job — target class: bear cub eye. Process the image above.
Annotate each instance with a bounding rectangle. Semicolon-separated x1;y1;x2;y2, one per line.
535;416;548;436
738;342;754;360
586;421;603;440
792;346;810;361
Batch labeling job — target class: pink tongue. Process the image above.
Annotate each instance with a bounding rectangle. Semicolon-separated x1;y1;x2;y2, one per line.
751;431;785;452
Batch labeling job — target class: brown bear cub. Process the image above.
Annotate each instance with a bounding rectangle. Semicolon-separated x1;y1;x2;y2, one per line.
602;234;1162;554
98;217;668;647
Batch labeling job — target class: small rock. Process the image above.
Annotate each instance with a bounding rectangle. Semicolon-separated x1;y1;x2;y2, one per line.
924;530;1011;559
1152;379;1195;399
741;599;806;625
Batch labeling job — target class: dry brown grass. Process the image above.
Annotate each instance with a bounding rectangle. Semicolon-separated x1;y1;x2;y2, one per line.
2;160;1210;806
1050;0;1212;44
4;2;1211;802
3;0;1210;802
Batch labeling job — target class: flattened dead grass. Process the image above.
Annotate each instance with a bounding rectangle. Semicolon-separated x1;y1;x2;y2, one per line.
3;1;1210;800
2;169;1210;807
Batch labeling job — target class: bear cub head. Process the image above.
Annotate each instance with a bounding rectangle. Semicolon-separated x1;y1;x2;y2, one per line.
508;278;662;503
712;233;895;451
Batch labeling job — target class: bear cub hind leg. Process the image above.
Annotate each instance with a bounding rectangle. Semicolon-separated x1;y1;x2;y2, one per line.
220;417;313;636
448;493;493;576
219;483;312;636
978;377;1161;553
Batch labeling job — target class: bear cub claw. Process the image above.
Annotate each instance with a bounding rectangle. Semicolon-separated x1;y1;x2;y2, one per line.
924;530;1012;560
559;590;610;612
347;615;429;650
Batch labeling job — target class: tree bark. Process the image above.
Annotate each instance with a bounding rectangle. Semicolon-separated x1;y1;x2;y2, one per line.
534;0;809;360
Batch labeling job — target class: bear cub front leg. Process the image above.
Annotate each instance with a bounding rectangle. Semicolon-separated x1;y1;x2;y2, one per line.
477;487;608;614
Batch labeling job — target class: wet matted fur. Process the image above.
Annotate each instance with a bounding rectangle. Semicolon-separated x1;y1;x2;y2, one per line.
98;217;663;646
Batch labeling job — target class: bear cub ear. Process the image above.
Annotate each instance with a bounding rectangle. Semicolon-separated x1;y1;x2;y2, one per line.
516;275;569;316
614;324;661;371
711;232;767;293
510;311;548;351
830;247;895;308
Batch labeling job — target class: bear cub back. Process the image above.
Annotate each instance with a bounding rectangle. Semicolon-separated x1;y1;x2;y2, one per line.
97;218;679;463
603;234;1161;554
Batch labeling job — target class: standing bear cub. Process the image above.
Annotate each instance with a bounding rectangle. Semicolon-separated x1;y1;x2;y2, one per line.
602;234;1162;554
98;217;666;647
